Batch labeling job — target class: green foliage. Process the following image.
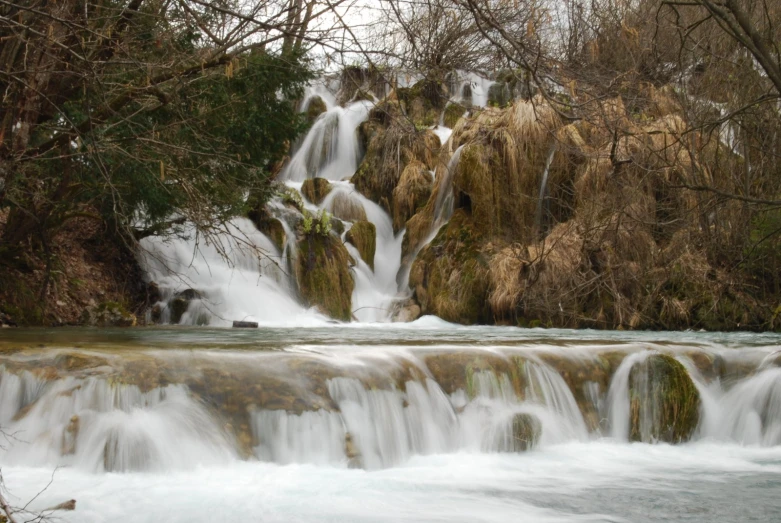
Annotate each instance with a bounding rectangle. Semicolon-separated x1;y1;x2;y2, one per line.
302;210;333;237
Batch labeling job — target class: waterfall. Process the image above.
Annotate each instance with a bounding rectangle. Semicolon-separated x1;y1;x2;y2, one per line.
534;145;557;238
1;343;780;475
281;101;373;182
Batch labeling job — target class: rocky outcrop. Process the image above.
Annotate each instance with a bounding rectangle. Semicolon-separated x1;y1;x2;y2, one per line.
296;233;354;321
330;192;367;223
305;95;327;123
346;221;376;270
629;354;701;443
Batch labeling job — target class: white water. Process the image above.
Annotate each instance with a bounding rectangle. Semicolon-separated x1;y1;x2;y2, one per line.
1;330;781;521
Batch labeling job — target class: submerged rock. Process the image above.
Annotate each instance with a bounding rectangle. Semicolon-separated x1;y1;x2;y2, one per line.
301;177;333;205
346;221;376;270
170;289;201;324
628;353;700;443
296;234;354;321
510;412;542;451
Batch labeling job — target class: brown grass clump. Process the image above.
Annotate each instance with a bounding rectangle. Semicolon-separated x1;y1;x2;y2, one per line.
488;245;528;319
345;221;376;270
392;160;434;233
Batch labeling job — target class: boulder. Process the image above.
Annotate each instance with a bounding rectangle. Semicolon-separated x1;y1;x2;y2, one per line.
169;289;201;324
305;95;327;124
296;234;354;321
345;221;376;270
629;353;701;443
83;301;137;327
510;413;542;451
301;177;333;205
391;299;421;323
443;102;468;129
331;192;367;223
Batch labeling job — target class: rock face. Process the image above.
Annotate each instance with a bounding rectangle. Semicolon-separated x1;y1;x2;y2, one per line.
510;413;542;451
296;233;354;321
169;289;201;324
628;354;701;443
301;177;333;205
345;221;376;270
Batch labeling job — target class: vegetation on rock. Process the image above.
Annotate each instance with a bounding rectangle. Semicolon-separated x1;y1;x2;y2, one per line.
629;354;701;443
296;231;354;321
346;221;377;270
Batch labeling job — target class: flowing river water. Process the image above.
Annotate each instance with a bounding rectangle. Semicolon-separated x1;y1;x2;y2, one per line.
0;324;780;522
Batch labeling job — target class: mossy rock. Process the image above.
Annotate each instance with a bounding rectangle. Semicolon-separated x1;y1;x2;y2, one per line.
628;353;700;443
510;413;542;451
169;289;201;324
488;82;512;107
443;102;468;129
248;208;287;252
396;79;447;128
346;221;376;270
410;210;492;324
296;234;354;321
306;96;327;124
301;177;333;205
392;161;433;233
85;301;137;327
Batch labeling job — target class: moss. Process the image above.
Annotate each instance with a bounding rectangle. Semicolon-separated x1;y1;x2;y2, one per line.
248;207;287;252
488;82;511;107
296;234;354;321
628;353;700;443
305;95;327;124
301;177;333;205
396;79;447;128
345;221;376;270
443;103;468;129
510;413;542;451
410;210;492;324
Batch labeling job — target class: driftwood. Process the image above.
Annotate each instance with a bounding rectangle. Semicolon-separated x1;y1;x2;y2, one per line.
232;320;259;328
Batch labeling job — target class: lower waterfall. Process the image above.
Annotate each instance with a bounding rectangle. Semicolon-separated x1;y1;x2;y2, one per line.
0;328;780;522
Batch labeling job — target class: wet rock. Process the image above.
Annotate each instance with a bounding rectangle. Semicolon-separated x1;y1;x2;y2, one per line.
629;353;700;443
306;95;327;124
147;281;162;304
331;192;367;223
296;234;354;321
510;412;542;451
61;415;79;455
345;432;363;469
0;310;18;328
301;177;333;205
232;321;259;328
83;301;137;327
346;221;376;270
170;289;201;324
391;299;421;323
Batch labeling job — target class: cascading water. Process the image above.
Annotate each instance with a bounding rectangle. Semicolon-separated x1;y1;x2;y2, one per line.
1;332;781;522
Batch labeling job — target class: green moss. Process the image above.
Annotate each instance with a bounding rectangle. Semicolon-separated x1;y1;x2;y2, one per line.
345;221;376;270
443;103;467;129
629;353;700;443
296;234;354;321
